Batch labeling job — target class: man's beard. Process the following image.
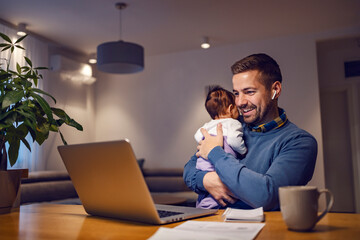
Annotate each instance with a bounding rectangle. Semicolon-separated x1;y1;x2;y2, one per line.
242;103;272;127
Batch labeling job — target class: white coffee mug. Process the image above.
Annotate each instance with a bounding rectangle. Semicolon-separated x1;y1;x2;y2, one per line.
279;186;334;231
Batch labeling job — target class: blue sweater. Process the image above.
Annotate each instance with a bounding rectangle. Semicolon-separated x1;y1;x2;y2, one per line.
183;120;317;210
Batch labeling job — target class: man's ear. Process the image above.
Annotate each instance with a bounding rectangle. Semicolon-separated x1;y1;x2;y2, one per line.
271;81;282;100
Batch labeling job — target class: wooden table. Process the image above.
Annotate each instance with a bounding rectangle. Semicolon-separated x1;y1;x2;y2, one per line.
0;204;359;239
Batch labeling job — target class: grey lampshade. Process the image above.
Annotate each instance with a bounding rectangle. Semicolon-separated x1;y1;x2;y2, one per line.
97;40;144;74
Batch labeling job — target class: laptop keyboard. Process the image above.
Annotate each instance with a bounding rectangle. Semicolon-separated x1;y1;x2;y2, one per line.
157;210;183;218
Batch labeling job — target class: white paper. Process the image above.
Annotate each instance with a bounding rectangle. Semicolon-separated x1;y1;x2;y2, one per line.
175;221;265;240
148;221;265;240
147;227;230;240
223;207;265;222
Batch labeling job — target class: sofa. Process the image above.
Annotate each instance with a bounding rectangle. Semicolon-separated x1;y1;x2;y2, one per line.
20;167;198;207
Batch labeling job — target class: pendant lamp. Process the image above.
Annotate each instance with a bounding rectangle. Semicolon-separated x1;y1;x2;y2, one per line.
97;2;144;74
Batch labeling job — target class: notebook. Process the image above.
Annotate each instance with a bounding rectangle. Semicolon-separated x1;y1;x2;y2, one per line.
57;139;217;224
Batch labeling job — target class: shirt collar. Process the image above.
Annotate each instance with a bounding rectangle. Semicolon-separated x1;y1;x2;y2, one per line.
250;108;288;133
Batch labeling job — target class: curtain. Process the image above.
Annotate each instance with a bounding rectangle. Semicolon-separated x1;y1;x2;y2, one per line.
0;23;49;171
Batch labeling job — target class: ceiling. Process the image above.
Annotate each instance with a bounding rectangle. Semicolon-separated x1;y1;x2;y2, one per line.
0;0;359;57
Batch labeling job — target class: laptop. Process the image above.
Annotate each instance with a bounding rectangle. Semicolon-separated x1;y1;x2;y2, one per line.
57;139;217;224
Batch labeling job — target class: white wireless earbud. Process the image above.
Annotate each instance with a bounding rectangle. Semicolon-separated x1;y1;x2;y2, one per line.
271;90;277;100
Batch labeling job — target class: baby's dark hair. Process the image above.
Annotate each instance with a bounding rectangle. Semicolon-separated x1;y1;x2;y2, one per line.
205;85;235;119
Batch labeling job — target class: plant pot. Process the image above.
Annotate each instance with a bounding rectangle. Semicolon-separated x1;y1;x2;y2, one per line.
0;169;23;214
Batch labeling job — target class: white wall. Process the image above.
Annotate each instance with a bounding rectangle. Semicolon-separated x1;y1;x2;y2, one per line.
94;27;360;194
41;68;96;171
95;36;322;168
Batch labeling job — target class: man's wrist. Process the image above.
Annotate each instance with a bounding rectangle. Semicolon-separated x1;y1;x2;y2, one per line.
208;146;224;165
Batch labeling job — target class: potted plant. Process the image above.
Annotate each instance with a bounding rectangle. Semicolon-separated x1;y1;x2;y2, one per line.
0;32;83;213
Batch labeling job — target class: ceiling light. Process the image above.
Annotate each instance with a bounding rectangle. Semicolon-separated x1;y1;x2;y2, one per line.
97;2;144;74
88;53;97;64
201;37;210;49
17;23;27;36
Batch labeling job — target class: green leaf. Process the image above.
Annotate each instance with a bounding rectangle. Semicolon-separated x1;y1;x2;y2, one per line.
67;119;83;131
23;116;36;130
21;137;31;152
15;45;25;50
32;101;46;116
24;56;32;67
14;34;27;44
35;132;47;145
51;107;69;120
1;45;11;52
0;111;17;127
5;123;32;166
0;123;9;130
0;72;11;81
8;70;18;75
30;88;57;103
30;92;53;121
23;118;37;142
34;132;47;145
27;101;35;108
34;67;48;70
0;43;10;47
51;108;82;130
16;62;21;74
0;110;15;121
2;90;25;108
49;124;59;132
21;66;30;71
34;122;49;145
0;33;12;43
56;119;65;127
22;79;32;88
8;138;20;166
16;109;37;123
16;123;29;138
59;130;68;145
7;123;27;139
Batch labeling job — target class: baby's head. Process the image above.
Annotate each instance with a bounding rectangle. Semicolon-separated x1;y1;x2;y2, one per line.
205;85;239;120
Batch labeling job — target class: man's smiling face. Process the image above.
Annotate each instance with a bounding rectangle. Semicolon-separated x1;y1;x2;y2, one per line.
232;70;276;126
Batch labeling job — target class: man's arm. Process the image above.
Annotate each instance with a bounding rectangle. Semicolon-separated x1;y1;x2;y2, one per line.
183;154;237;206
183;153;208;194
208;134;317;210
195;123;318;210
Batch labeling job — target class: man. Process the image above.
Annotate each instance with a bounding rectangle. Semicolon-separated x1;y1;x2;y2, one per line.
183;53;317;210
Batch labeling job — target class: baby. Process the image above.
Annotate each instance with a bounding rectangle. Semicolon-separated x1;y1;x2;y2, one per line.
195;85;247;209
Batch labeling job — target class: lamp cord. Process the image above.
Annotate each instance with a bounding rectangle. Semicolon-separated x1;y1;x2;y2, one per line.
115;2;127;41
118;7;122;41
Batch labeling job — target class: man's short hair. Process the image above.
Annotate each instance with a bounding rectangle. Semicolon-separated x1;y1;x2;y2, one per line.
205;85;235;119
231;53;282;89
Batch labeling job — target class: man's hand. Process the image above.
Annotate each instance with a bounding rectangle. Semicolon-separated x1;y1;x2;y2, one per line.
196;123;224;159
203;172;236;207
